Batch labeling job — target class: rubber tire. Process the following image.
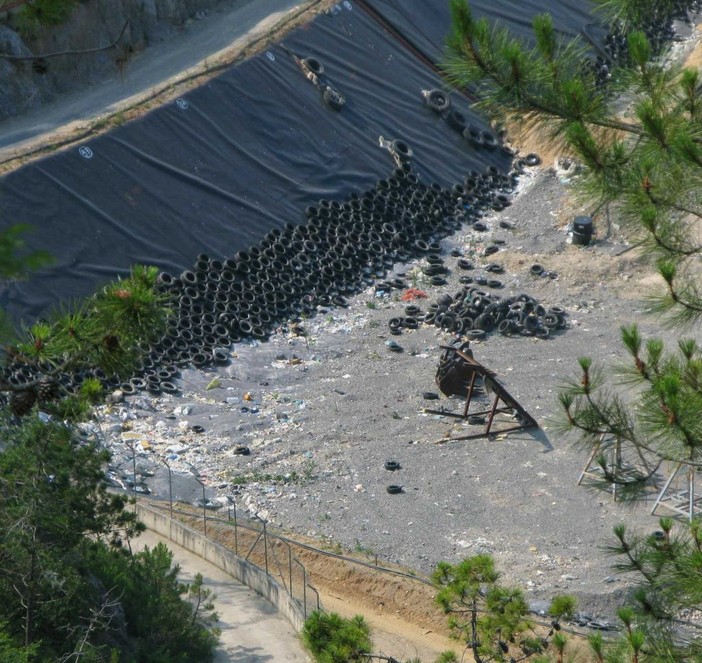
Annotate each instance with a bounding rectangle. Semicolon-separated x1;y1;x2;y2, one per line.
302;56;324;77
323;86;345;111
445;109;467;133
425;89;450;113
391;139;413;162
386;485;404;494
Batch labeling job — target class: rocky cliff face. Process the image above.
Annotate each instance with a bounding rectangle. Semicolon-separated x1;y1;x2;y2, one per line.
0;0;230;122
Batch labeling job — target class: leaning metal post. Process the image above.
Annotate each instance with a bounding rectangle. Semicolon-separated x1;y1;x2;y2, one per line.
160;457;173;518
262;518;269;575
125;440;137;503
192;474;207;536
294;559;307;618
288;546;293;598
233;502;238;554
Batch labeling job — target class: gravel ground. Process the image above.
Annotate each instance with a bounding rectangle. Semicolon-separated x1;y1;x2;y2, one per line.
92;165;684;623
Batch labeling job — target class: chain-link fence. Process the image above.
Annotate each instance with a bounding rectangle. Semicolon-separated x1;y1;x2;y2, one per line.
150;500;321;619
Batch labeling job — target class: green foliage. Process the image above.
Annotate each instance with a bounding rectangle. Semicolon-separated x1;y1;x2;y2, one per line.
86;543;219;662
549;595;577;620
13;0;77;37
434;652;459;663
432;555;534;662
591;0;677;31
1;263;169;397
0;413;219;661
0;224;52;281
302;610;372;663
444;0;702;524
0;416;142;658
0;622;38;662
445;1;702;326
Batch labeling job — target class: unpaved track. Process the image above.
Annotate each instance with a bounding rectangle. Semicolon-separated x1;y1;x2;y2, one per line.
0;0;329;165
134;529;310;662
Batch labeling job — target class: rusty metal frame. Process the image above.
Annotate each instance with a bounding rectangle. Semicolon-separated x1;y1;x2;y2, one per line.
425;345;538;442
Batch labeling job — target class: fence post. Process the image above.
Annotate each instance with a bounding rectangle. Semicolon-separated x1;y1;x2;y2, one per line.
262;519;269;575
233;503;238;554
288;546;293;598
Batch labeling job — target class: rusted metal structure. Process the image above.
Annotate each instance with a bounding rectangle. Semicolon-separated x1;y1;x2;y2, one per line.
426;341;538;441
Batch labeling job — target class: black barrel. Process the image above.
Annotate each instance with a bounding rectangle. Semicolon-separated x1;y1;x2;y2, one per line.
572;215;593;246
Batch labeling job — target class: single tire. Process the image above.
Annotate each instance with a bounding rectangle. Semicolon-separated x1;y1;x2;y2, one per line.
544;313;560;329
445;109;467;133
525;153;541;167
233;445;251;456
160;381;179;394
480;130;499;148
386;485;404;494
530;263;544;276
302;56;324;77
391;139;414;162
463;125;483;146
323;86;346;111
424;88;450;113
385;460;402;471
498;319;513;335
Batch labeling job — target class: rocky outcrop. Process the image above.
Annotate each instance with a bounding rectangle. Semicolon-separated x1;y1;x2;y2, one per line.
0;0;232;122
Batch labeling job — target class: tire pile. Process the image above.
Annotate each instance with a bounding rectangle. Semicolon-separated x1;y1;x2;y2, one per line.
2;155;555;398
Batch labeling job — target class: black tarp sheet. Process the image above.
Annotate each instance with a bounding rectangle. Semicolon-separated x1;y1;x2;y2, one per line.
1;1;518;323
361;0;602;64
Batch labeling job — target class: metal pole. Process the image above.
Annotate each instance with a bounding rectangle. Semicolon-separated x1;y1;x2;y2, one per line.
294;560;307;618
233;502;238;554
288;546;293;598
127;441;137;503
202;481;207;537
192;474;207;537
303;568;307;616
161;458;173;519
262;519;269;575
690;466;695;523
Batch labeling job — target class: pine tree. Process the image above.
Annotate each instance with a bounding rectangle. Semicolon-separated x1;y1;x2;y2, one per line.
444;1;702;659
0;225;170;417
443;1;702;504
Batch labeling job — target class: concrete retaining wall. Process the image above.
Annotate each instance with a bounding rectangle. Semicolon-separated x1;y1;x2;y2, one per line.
135;502;307;632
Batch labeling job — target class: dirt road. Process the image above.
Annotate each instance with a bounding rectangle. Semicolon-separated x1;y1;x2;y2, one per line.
0;0;320;162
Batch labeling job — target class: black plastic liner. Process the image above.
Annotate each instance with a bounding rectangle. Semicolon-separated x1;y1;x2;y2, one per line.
0;2;511;324
361;0;600;64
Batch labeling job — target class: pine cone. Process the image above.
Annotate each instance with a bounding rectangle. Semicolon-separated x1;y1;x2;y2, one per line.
37;378;60;403
10;388;37;417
